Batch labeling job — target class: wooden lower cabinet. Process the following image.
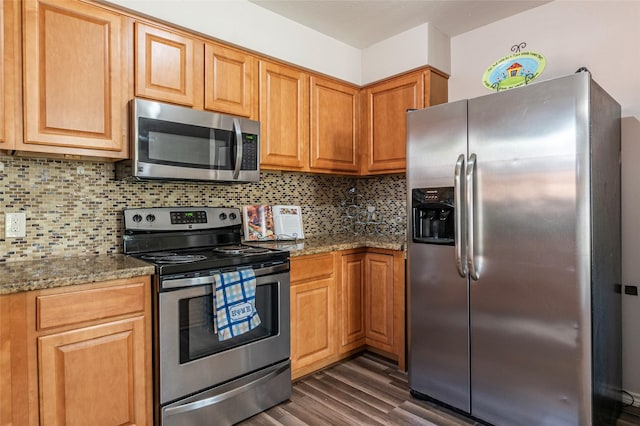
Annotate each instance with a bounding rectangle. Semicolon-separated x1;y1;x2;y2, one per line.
0;276;152;426
340;249;406;370
290;253;338;379
338;252;366;352
39;317;147;426
290;248;406;379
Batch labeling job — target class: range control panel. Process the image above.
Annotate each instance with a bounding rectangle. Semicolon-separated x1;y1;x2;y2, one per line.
124;207;241;231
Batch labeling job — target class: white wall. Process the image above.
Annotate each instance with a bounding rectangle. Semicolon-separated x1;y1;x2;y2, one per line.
361;23;451;84
449;1;640;399
449;1;640;119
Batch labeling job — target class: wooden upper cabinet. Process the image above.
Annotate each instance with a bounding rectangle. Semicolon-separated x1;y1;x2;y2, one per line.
21;0;130;159
361;70;424;174
310;76;359;174
0;0;21;150
361;68;448;175
135;22;203;108
424;68;449;108
204;42;257;119
259;60;309;171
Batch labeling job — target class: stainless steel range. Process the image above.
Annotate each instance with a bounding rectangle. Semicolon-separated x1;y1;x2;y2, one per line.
123;207;291;426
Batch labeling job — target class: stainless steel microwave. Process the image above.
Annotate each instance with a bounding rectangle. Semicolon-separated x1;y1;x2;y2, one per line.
116;98;260;183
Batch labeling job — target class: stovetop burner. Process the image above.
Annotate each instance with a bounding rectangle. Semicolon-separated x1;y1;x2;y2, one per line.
140;252;208;264
213;245;270;255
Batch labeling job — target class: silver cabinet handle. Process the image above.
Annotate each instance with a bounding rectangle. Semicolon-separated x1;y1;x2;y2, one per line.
466;153;479;280
232;118;243;180
454;154;467;278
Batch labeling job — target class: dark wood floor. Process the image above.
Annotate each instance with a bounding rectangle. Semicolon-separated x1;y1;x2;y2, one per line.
239;352;640;426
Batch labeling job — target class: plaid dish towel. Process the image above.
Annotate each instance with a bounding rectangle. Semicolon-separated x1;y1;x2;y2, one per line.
213;268;261;341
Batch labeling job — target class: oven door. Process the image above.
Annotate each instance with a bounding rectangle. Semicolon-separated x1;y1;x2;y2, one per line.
158;263;290;405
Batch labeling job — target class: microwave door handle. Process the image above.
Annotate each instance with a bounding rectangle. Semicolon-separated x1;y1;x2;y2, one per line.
232;118;243;180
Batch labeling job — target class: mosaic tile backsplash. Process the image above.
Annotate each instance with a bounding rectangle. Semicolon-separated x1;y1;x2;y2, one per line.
0;155;407;263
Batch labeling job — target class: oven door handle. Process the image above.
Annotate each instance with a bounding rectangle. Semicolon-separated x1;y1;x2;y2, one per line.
161;262;290;290
163;362;290;418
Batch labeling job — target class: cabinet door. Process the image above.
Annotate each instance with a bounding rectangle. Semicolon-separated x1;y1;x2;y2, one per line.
21;0;129;159
135;22;203;108
364;252;394;351
38;317;148;426
362;71;424;174
0;0;21;149
310;76;359;173
259;61;309;171
290;277;337;372
339;252;366;352
204;42;256;118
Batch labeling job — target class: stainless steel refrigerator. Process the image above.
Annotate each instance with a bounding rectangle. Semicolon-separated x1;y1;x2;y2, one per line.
407;71;621;425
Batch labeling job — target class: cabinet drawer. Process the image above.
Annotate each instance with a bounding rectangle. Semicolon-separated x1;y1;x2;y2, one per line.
291;253;335;283
37;281;146;330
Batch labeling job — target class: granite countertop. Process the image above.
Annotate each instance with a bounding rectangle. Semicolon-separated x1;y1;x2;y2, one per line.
0;235;405;295
0;254;156;295
247;233;407;257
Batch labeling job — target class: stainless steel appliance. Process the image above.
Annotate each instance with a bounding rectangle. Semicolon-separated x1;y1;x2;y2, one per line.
407;71;622;425
123;207;290;426
116;98;260;182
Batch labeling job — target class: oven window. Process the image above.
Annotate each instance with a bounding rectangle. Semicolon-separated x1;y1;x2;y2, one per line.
178;283;278;364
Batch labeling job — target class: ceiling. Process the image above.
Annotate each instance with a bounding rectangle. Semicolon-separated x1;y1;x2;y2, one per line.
249;0;551;49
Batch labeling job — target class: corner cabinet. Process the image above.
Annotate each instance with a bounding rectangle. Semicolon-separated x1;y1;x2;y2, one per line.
289;248;406;379
0;276;153;426
0;0;21;150
339;249;406;370
361;67;448;174
19;0;131;160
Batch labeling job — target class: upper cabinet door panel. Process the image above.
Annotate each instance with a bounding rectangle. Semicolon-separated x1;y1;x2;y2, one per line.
363;71;424;174
310;77;359;173
0;0;21;150
259;61;309;171
135;22;202;108
22;0;128;157
204;42;256;118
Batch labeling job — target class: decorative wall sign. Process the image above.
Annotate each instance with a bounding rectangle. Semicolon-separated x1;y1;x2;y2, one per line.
482;49;546;92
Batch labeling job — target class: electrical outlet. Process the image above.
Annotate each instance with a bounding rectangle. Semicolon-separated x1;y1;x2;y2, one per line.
5;212;26;238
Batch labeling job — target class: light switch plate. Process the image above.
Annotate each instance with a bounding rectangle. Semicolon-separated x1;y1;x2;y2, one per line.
5;212;26;238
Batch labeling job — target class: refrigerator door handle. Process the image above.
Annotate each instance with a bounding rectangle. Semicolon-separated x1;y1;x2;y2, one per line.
454;154;467;278
466;153;480;280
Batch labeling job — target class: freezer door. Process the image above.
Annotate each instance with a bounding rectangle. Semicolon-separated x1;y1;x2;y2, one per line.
407;100;470;412
468;74;591;425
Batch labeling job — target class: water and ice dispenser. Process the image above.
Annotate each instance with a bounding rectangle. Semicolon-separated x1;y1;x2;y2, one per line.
412;187;455;245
